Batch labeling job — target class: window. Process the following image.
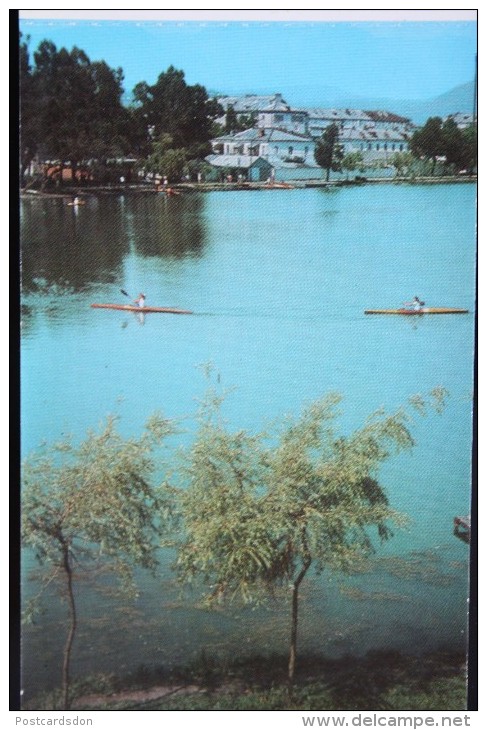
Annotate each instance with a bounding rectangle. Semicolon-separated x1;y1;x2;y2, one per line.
274;146;279;155
399;144;403;151
376;144;380;150
275;114;283;122
288;146;293;156
304;146;309;156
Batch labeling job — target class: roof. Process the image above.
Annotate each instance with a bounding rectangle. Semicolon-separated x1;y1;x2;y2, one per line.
218;93;289;113
301;108;373;121
365;110;411;124
446;112;474;125
267;128;313;142
212;128;264;142
205;154;272;169
338;128;411;142
212;127;314;144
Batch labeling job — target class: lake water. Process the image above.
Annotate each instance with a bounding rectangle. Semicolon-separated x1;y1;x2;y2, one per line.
20;183;476;700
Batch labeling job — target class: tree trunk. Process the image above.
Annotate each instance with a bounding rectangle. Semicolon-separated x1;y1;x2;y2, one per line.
61;543;76;711
288;554;311;688
326;167;330;182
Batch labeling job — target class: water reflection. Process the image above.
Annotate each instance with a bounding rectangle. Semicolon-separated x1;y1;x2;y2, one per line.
20;193;208;298
21;196;130;295
124;193;206;259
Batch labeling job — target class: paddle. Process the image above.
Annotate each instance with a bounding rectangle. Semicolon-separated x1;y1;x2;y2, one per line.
121;289;147;309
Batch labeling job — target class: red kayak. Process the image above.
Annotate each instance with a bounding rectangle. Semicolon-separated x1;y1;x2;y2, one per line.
91;303;193;315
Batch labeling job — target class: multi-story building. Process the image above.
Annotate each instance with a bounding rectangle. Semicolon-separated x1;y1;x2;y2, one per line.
207;93;467;179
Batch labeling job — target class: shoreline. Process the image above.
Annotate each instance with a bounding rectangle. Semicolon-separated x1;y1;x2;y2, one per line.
22;647;468;711
20;175;476;199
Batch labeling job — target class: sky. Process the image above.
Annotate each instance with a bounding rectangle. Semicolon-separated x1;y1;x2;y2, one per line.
18;11;477;106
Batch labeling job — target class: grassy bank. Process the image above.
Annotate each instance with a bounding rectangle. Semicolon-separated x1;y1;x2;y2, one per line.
24;649;468;711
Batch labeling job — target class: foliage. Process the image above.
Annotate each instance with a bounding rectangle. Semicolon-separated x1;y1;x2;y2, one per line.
314;124;344;181
19;33;40;180
143;134;188;182
391;151;414;177
410;117;444;172
22;39;132;182
224;105;239;133
132;66;222;156
176;379;446;685
25;649;466;711
342;152;365;179
410;116;477;174
19;37;222;184
22;414;177;709
223;105;257;134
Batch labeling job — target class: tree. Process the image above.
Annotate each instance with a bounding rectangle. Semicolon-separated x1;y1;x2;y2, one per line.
314;124;344;181
22;414;176;709
177;379;447;688
225;105;239;133
24;39;131;184
132;66;222;156
19;33;41;183
460;124;477;175
391;151;413;178
342;151;365;180
410;117;444;173
142;133;188;182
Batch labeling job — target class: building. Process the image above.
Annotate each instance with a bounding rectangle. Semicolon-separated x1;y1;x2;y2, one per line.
209;94;465;178
211;128;315;164
339;127;411;163
444;112;474;129
204;154;274;182
217;93;309;135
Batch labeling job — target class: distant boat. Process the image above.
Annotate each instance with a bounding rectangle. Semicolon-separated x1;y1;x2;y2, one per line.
364;307;469;315
91;303;193;315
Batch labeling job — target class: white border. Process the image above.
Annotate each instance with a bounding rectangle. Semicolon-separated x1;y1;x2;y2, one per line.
18;9;477;22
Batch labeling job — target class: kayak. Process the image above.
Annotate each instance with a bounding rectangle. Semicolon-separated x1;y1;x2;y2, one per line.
364;307;469;315
91;303;193;314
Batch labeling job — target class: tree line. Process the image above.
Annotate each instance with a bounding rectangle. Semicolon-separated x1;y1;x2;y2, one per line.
20;33;223;186
313;117;477;182
22;372;448;709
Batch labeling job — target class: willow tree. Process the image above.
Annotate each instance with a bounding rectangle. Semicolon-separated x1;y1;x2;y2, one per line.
177;384;446;688
21;414;176;710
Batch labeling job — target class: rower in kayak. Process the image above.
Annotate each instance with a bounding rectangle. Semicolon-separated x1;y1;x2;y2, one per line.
134;293;146;308
404;296;425;312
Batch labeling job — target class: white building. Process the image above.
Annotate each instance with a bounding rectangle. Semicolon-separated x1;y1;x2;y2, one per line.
211;127;316;165
444;112;474;129
209;95;427;177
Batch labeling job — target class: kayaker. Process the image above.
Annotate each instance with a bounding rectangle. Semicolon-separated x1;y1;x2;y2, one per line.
404;296;425;311
134;293;146;308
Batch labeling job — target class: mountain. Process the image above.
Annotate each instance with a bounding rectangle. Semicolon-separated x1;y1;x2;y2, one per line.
294;81;475;124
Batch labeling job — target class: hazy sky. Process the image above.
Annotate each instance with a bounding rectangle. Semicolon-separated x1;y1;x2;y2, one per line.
19;13;477;105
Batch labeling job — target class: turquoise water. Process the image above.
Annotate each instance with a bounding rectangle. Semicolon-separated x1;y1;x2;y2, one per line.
20;184;476;699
